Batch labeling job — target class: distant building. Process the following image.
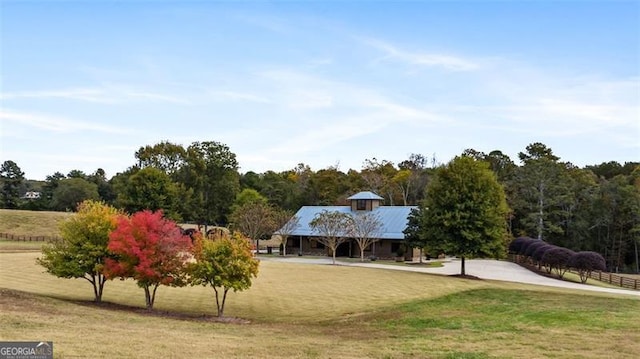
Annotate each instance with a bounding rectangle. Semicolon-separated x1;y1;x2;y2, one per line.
277;191;417;259
22;191;41;199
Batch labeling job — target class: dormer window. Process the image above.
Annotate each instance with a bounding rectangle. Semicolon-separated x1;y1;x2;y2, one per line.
356;199;366;210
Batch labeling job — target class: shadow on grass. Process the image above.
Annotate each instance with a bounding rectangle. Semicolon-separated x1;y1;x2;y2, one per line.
1;287;250;324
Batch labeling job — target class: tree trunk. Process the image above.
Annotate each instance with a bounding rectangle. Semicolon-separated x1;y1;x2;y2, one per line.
144;286;152;310
90;274;99;303
538;182;545;240
460;256;466;276
419;248;423;264
97;273;106;303
150;284;159;309
144;284;159;310
360;247;365;262
218;288;230;317
331;245;336;265
87;273;105;303
214;287;221;316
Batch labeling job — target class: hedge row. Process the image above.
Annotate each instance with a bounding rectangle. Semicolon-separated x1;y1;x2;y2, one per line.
509;237;606;283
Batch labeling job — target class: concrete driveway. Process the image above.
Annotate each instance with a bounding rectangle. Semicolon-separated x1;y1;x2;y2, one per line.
261;256;640;297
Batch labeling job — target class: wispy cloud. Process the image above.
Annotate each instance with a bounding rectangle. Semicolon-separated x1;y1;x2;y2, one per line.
234;13;291;34
362;37;479;71
254;68;447;156
0;109;131;134
207;90;272;104
1;88;111;103
490;71;638;138
420;68;640;152
1;86;189;104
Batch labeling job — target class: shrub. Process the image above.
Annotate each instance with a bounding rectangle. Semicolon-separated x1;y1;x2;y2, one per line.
508;236;534;254
532;244;556;271
541;247;575;279
532;244;554;262
517;238;541;256
568;251;606;283
524;240;548;258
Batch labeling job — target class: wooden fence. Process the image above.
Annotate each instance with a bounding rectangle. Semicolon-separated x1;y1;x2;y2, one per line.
509;254;639;291
0;233;60;242
581;270;640;290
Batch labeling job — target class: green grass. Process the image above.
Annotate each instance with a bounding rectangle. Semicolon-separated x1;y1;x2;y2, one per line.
364;288;640;358
1;251;639;358
377;288;638;332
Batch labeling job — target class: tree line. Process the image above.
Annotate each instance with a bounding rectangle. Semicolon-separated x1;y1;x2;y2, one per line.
1;140;638;272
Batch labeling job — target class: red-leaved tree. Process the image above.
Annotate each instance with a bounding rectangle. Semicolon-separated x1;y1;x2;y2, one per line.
105;210;192;310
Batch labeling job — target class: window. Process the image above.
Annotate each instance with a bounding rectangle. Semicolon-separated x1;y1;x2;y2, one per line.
356;199;366;210
391;242;401;253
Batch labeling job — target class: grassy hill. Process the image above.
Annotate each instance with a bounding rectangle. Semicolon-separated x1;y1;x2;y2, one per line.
0;209;72;237
1;251;639;358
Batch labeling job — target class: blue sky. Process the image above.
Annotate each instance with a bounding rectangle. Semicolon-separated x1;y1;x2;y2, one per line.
1;1;638;180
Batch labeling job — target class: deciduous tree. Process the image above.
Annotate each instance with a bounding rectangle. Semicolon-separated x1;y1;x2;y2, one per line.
188;233;259;317
115;167;180;220
88;168;116;204
308;166;350;205
229;201;276;254
258;170;300;211
309;210;354;265
398;153;432;205
105;210;192;310
179;141;240;225
232;188;267;212
404;207;430;263
135;141;186;177
37;200;120;302
51;178;100;211
273;209;300;256
351;211;383;262
361;158;398;205
421;156;509;276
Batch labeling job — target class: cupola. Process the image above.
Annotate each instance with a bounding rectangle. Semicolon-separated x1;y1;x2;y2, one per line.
347;191;383;211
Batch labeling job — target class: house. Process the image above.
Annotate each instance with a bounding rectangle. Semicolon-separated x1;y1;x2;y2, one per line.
278;191;417;260
22;191;41;200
